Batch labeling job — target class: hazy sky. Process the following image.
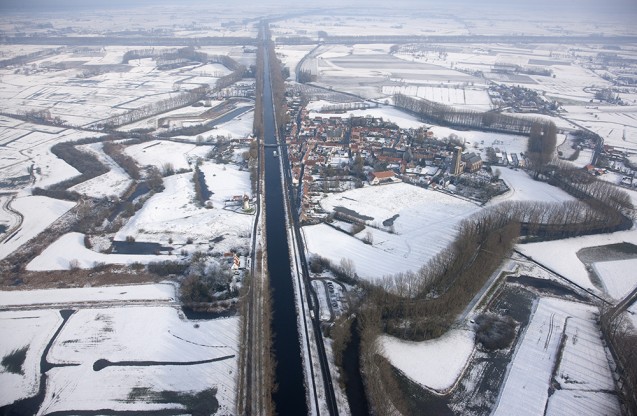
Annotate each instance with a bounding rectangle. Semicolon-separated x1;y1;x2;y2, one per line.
1;0;635;15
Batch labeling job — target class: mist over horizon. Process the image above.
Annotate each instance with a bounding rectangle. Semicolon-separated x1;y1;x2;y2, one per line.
1;0;636;17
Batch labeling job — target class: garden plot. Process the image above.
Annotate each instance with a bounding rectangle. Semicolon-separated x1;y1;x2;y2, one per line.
0;283;176;307
0;196;75;261
379;329;474;392
124;140;210;172
493;297;618;416
68;143;132;198
0;309;62;407
38;307;238;415
304;183;481;281
26;232;169;271
114;164;251;252
517;230;637;295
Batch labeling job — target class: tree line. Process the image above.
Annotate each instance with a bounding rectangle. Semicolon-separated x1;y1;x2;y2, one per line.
265;26;290;138
102;141;140;180
96;85;208;130
394;93;547;135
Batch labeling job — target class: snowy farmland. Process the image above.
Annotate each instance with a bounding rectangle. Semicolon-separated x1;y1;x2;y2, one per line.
0;53;237;129
303;170;581;282
493;297;620;416
124;140;211;172
0;196;75;261
0;298;239;414
304;183;481;281
517;230;637;297
379;329;474;393
488;168;576;205
114;163;252;252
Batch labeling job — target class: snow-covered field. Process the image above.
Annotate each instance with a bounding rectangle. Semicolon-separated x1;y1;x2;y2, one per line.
379;329;474;392
51;308;235;414
115;163;252;251
382;85;492;111
517;230;637;296
592;259;637;300
0;309;62;407
307;103;428;130
488;167;576;205
124;140;211;172
304;183;481;281
493;297;619;416
0;196;75;261
0;282;238;413
304;170;581;282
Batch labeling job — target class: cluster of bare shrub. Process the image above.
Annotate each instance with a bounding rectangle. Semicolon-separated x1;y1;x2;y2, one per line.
600;306;637;415
102;141;140;180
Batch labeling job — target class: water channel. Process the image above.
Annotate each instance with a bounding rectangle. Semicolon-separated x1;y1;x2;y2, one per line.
262;40;309;414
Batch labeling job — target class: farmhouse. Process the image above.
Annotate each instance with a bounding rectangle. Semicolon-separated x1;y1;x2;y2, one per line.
370;170;398;185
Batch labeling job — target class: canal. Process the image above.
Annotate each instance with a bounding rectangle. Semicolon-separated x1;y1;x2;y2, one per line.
262;37;309;414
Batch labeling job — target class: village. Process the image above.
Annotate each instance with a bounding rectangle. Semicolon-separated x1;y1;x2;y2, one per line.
283;98;534;223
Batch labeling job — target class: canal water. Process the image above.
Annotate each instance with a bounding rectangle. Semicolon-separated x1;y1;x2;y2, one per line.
262;41;308;414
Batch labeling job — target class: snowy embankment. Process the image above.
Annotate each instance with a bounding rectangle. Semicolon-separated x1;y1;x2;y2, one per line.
26;232;169;271
0;196;75;261
493;297;619;416
517;230;637;296
378;329;474;392
0;283;175;306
